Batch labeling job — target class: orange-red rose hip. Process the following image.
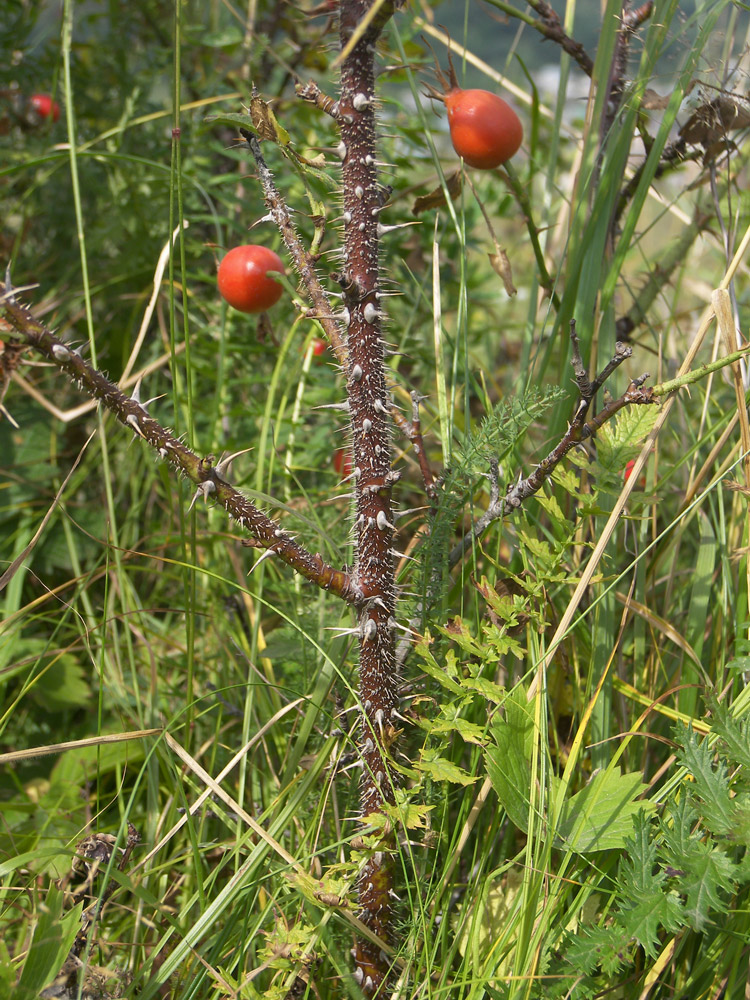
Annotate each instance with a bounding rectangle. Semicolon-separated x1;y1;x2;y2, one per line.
445;88;523;169
30;93;60;123
218;244;285;314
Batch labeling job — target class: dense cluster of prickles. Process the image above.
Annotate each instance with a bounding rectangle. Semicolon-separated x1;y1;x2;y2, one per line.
335;3;403;994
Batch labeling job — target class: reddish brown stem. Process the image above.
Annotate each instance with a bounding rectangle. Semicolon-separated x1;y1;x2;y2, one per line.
337;0;403;993
0;296;358;604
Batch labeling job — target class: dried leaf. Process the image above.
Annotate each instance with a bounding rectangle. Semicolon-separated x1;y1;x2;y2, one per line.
489;249;517;297
249;92;290;146
724;480;750;498
679;94;750;145
641;88;671;110
412;170;462;215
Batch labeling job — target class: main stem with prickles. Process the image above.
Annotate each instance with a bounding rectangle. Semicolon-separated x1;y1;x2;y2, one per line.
338;1;401;994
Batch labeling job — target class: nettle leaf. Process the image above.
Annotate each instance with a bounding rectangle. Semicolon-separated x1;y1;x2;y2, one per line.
555;768;653;853
486;686;536;832
676;724;733;834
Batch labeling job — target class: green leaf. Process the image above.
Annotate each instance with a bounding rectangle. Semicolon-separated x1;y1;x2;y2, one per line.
32;653;90;712
460;675;506;704
555;768;653;853
681;843;737;931
416;752;478;786
565;923;632;978
710;703;750;770
15;886;82;999
486;686;535;832
618;891;683;957
419;716;487;745
415;642;464;695
618;812;661;899
676;724;734;835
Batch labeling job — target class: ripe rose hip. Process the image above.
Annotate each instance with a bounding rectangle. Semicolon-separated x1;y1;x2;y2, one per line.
217;244;285;314
30;94;60;123
444;87;523;168
426;47;522;169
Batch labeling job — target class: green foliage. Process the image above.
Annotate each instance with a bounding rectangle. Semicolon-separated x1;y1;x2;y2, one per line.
2;0;749;997
13;886;82;1000
548;720;750;994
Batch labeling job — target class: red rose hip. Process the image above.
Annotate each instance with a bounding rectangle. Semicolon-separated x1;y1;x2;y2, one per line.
217;244;285;314
30;93;60;123
444;88;523;168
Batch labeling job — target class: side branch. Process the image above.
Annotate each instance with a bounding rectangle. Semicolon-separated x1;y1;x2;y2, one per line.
241;130;348;366
450;333;655;561
1;295;358;604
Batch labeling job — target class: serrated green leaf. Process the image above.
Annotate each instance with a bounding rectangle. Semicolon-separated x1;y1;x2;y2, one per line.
417;752;478;785
535;492;573;532
420;716;487;745
618;890;683;957
710;703;750;770
676;724;733;834
416;645;464;695
32;653;90;712
619;811;661;898
461;675;506;704
556;768;653;853
682;844;737;930
565;923;632;978
661;793;700;863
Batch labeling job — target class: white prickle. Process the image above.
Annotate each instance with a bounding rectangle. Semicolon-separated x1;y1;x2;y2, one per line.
363;302;378;324
51;343;71;361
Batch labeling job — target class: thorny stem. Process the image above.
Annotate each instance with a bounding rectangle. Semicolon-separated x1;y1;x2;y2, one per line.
336;0;403;993
0;295;359;604
241;131;349;366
